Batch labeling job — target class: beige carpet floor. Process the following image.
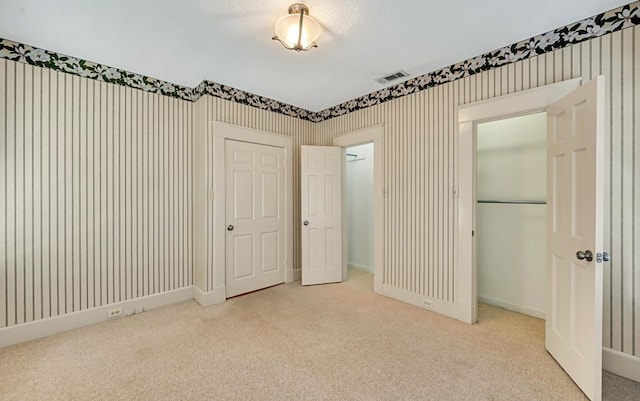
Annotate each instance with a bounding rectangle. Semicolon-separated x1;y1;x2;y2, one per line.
1;269;639;401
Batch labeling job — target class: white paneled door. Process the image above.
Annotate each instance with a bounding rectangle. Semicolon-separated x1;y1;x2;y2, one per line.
546;77;605;401
225;140;285;297
301;146;342;285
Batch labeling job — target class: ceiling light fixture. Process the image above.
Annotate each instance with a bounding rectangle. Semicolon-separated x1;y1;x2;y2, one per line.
272;3;320;52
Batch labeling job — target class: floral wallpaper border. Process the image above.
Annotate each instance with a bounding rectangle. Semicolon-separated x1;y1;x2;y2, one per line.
0;1;638;123
0;38;197;102
192;80;316;121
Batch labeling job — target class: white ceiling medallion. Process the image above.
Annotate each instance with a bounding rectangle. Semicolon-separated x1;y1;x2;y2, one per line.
272;3;321;52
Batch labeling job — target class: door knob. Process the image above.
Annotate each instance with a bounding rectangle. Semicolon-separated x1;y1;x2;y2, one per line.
576;250;593;262
303;220;309;226
227;225;234;231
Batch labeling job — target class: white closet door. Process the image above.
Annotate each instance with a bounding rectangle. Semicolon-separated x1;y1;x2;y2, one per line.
301;146;342;286
546;76;605;401
225;140;285;297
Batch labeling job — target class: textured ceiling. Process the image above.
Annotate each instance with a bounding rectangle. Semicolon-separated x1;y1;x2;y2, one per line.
0;0;631;111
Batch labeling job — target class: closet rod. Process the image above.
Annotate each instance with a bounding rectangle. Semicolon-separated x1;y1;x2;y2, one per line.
477;200;546;205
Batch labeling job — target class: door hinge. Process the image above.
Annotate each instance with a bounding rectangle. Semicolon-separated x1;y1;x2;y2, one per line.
596;252;610;263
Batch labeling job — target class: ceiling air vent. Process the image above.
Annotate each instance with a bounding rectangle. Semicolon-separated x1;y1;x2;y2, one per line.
375;70;409;84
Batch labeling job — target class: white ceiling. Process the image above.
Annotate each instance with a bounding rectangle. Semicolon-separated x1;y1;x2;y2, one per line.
0;0;631;111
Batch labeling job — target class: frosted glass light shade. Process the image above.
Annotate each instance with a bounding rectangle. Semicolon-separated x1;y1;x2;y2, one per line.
272;4;320;51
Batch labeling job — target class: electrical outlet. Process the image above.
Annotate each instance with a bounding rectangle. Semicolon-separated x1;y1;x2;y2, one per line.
107;307;123;319
422;299;433;308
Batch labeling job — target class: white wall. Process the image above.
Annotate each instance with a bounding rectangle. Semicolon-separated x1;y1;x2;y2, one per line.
476;113;547;202
346;143;374;272
476;203;546;317
476;113;547;318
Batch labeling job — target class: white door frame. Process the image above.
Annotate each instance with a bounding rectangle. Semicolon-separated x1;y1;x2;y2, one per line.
456;78;581;324
212;122;294;297
332;125;384;294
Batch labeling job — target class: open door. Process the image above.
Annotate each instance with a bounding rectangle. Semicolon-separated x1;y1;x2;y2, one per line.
301;146;342;285
546;76;605;401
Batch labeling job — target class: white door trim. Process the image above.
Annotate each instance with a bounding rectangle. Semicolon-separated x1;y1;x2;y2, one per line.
211;122;294;296
456;78;581;324
332;125;384;294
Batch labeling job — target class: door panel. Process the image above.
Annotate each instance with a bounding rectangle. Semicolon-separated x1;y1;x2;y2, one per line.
261;172;278;217
261;231;279;273
324;228;337;268
301;146;342;285
324;176;335;214
233;170;253;220
233;235;254;279
546;76;604;401
226;140;285;297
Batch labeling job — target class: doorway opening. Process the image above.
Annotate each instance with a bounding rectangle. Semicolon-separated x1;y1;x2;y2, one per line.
456;77;581;325
458;77;608;401
332;125;384;294
345;143;375;291
475;112;547;320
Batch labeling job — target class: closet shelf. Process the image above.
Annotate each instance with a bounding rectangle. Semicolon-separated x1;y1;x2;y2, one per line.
477;199;546;205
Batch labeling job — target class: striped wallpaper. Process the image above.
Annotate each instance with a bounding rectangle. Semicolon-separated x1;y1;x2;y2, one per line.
316;26;640;357
0;60;318;326
0;59;194;328
1;18;638;363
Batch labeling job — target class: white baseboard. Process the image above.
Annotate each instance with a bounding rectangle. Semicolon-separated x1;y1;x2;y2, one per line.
0;287;195;348
477;295;545;319
192;286;226;307
381;284;465;322
8;280;637;386
603;347;640;383
293;268;301;282
348;263;374;274
286;268;296;283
